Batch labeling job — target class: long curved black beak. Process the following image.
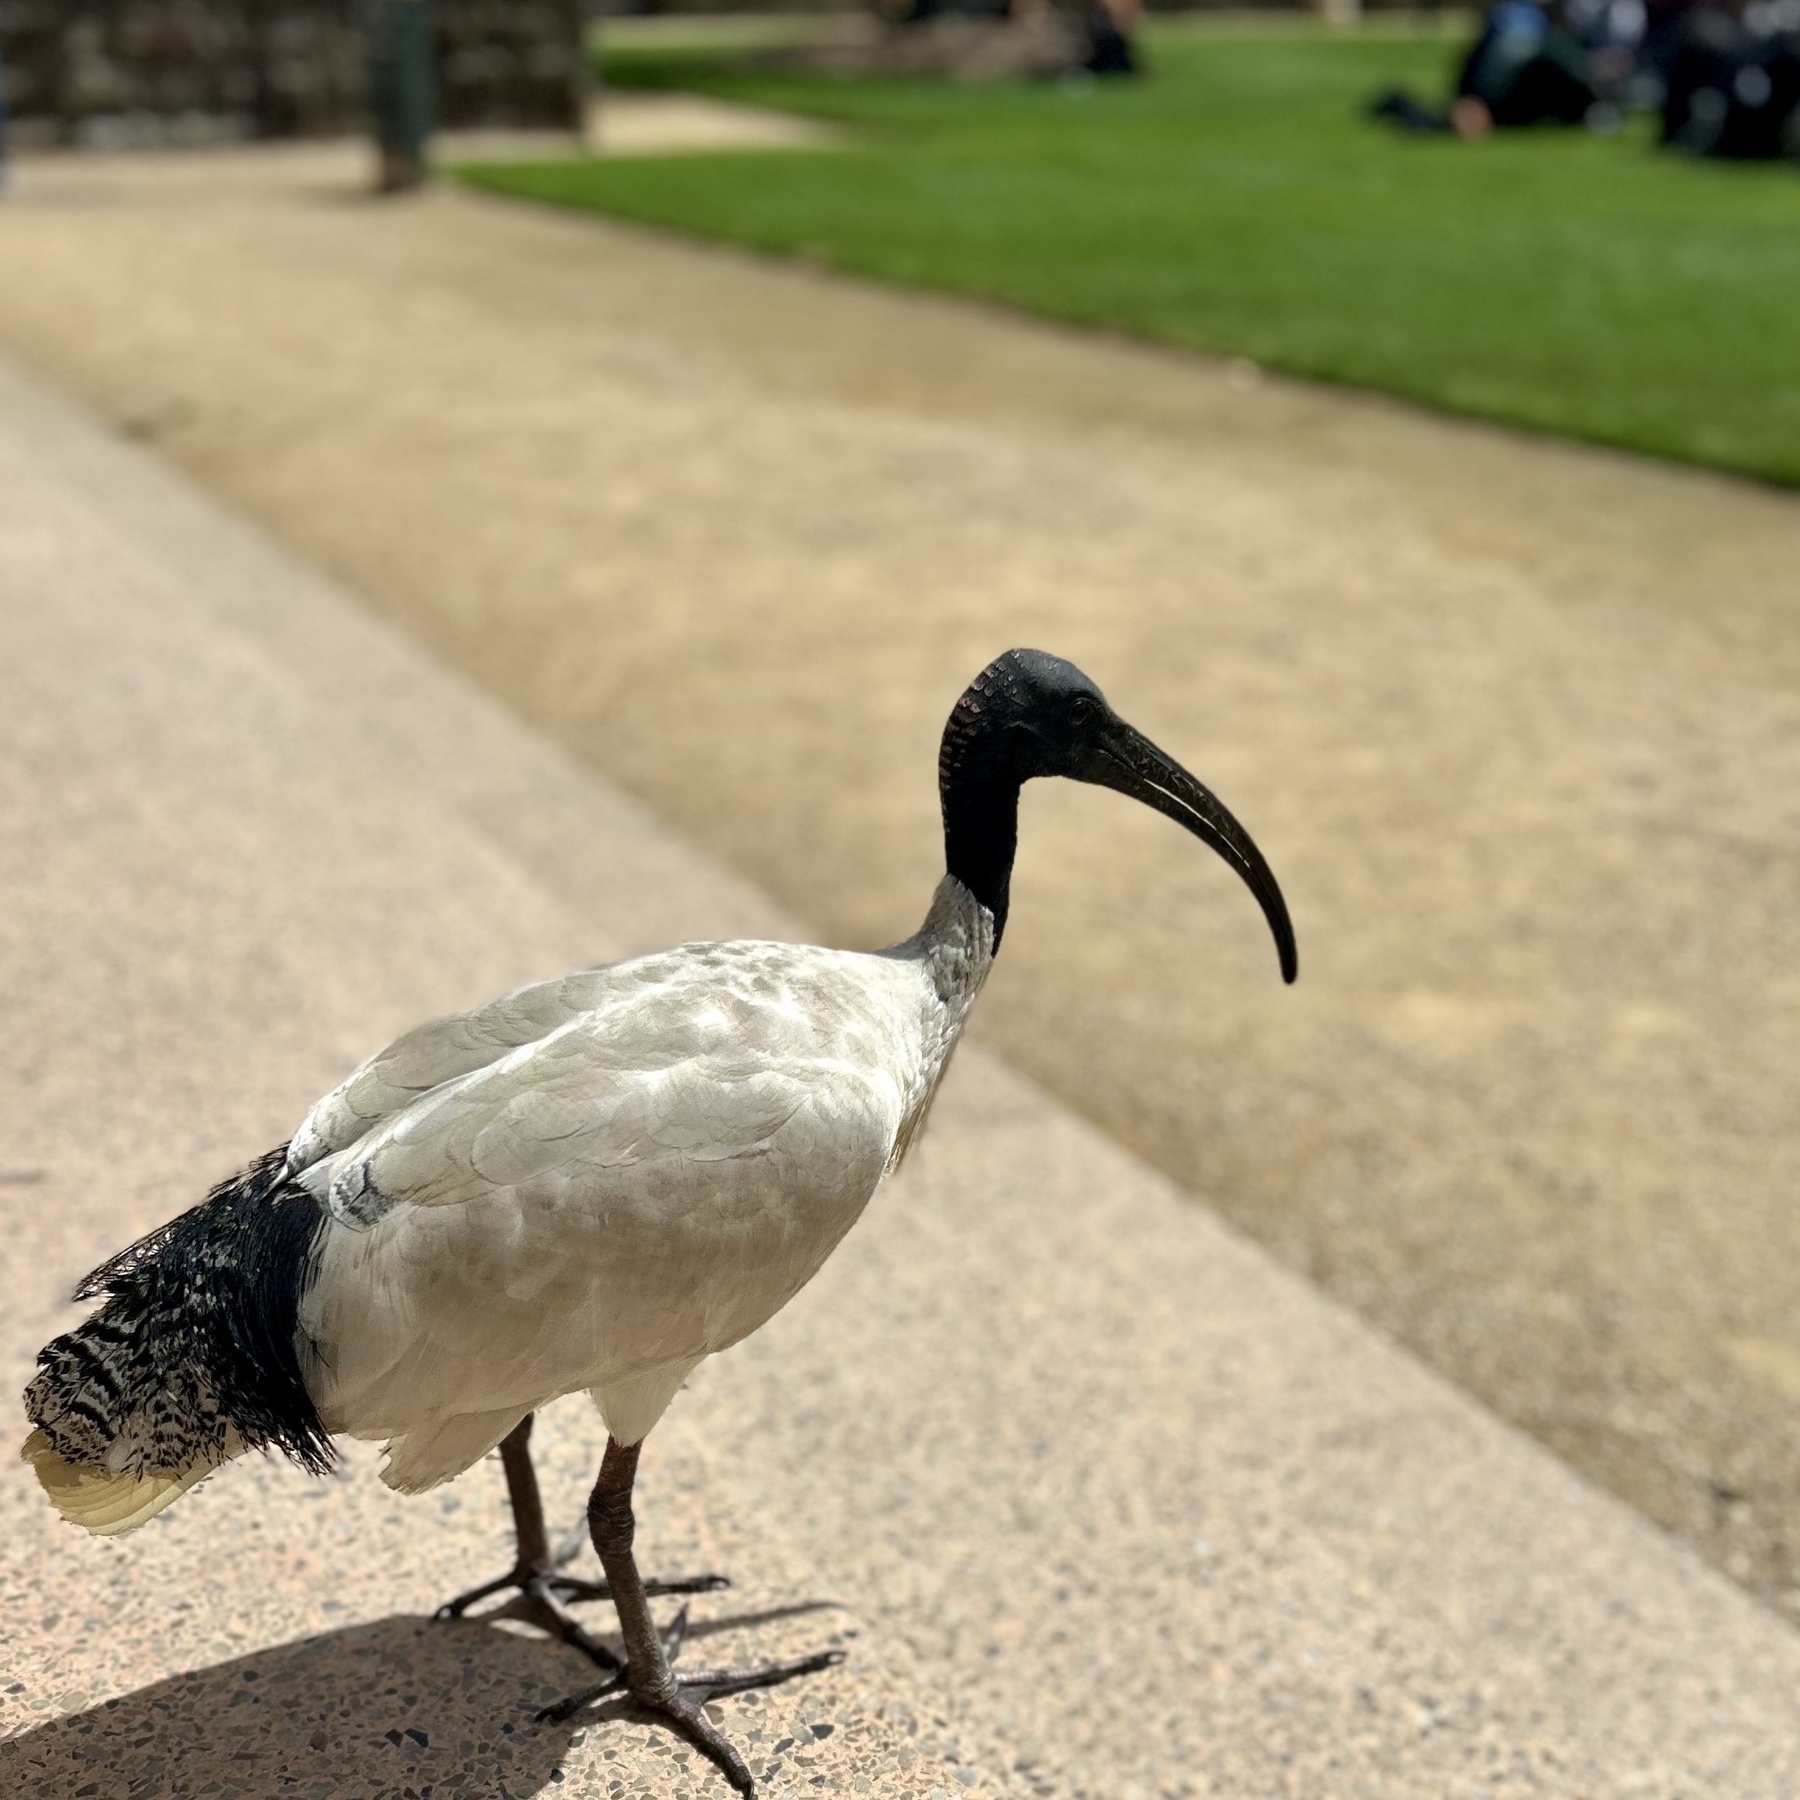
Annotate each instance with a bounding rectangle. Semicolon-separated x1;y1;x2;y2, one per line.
1077;719;1297;984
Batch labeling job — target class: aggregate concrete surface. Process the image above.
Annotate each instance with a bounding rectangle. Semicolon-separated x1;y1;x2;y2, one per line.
3;138;1800;1613
5;366;1800;1798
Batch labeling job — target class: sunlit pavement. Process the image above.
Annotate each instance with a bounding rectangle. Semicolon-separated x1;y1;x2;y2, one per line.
3;340;1800;1792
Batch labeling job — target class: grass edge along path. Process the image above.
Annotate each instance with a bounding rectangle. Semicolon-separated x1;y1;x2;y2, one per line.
458;22;1800;487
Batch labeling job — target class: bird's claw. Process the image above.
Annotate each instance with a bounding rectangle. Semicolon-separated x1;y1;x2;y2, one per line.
436;1565;734;1679
672;1647;847;1700
434;1564;596;1620
436;1566;625;1670
435;1564;728;1622
535;1603;847;1794
534;1645;845;1722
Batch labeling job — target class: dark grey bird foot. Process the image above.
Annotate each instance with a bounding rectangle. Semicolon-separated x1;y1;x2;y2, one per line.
435;1566;730;1672
536;1602;846;1795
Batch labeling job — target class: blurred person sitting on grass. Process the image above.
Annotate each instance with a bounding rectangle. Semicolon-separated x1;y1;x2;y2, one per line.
1083;0;1143;75
878;0;1142;78
1372;0;1633;136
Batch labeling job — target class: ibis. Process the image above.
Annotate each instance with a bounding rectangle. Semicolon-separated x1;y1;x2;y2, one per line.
23;648;1295;1793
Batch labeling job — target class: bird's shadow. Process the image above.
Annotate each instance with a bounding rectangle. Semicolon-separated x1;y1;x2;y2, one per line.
0;1599;850;1796
0;1614;591;1798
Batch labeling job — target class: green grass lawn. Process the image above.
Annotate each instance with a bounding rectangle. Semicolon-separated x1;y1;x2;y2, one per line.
458;22;1800;484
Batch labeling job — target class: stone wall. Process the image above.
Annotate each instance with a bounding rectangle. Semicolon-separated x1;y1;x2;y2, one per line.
0;1;587;148
438;2;586;130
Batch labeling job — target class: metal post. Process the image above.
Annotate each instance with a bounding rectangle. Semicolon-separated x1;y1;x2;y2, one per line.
571;0;594;150
0;22;11;197
366;0;435;192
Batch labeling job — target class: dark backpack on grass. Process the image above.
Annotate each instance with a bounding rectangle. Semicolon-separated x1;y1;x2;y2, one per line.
1660;8;1800;157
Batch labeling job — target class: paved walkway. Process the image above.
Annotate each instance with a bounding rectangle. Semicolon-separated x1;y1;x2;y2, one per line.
5;360;1800;1798
4;140;1800;1609
435;91;842;165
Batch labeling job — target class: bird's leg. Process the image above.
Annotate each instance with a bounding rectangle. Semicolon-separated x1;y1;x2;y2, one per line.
537;1437;846;1796
434;1414;725;1672
500;1408;554;1569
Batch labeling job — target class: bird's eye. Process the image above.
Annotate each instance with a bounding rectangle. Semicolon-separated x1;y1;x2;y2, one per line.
1068;695;1097;729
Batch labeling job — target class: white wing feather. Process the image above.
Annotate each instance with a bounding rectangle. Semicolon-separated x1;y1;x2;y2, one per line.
296;941;936;1483
288;966;628;1174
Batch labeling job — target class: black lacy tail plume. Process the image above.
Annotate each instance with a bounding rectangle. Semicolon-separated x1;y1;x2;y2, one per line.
29;1145;334;1476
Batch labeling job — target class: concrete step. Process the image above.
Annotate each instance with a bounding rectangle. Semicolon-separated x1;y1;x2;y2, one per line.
2;360;1797;1799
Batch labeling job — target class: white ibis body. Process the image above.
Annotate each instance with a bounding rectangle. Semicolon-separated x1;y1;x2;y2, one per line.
23;649;1295;1793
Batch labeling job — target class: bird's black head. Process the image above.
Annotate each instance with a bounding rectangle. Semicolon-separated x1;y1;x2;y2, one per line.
939;648;1297;980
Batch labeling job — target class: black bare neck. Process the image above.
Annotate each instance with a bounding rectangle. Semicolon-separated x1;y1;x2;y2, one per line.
943;771;1020;946
938;687;1024;947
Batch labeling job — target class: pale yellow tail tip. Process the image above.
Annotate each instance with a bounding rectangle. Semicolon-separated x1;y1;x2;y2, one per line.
21;1430;215;1536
